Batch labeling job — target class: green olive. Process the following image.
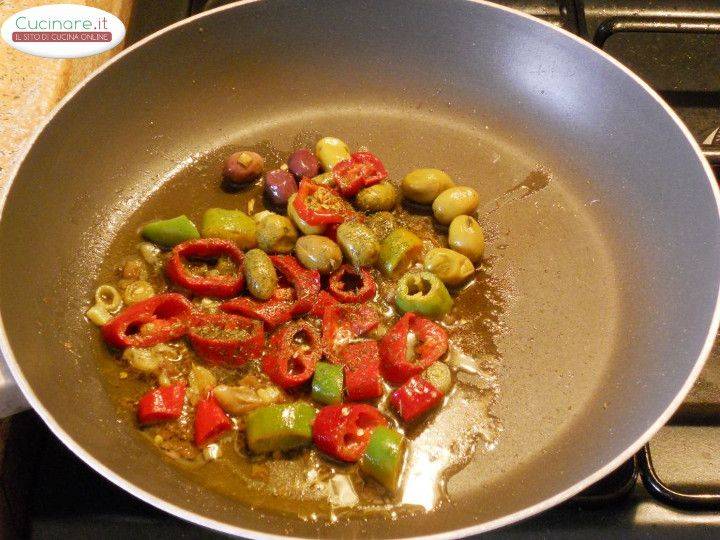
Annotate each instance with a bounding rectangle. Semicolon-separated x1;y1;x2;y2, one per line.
401;168;455;204
422;362;452;394
244;249;278;300
355;183;399;212
315;137;351;171
448;215;485;262
311;172;336;187
432;186;480;225
336;222;380;268
253;210;274;223
295;235;343;274
365;211;397;241
122;280;154;305
256;213;298;253
423;247;475;286
287;193;326;235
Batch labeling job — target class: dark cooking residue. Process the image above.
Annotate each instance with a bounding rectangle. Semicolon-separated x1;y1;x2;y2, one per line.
482;168;552;216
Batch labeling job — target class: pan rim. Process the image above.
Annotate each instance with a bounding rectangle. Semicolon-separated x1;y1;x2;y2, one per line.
0;0;719;538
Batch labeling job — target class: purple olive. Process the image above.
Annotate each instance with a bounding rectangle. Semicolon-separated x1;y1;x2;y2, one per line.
223;151;264;188
287;148;320;179
264;169;298;206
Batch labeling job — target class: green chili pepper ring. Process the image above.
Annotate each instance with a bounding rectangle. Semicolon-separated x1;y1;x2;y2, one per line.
360;426;406;491
311;362;344;405
395;271;453;318
142;215;200;247
245;402;317;454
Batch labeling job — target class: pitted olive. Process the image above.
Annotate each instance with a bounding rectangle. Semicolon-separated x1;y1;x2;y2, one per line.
448;215;485;262
423;247;475;286
336;222;380;267
432;186;479;225
287;194;326;235
356;183;398;212
315;137;351;171
264;169;297;206
401;168;454;204
223;151;264;188
256;213;298;253
287;148;320;179
295;235;343;274
244;249;278;300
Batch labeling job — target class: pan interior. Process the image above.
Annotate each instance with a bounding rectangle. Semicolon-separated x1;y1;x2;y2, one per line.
0;0;718;537
92;107;618;518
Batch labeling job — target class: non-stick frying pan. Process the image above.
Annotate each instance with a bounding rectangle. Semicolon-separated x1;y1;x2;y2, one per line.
1;0;719;537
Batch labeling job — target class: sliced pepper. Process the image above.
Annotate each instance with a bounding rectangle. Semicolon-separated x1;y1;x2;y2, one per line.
380;313;448;384
292;178;355;226
137;383;186;424
322;303;380;362
395;271;453;318
246;402;317;454
194;395;232;446
309;290;339;318
390;375;443;423
165;238;245;298
270;254;321;315
422;361;453;394
331;151;388;197
312;404;387;462
141;215;199;247
187;312;264;367
101;293;192;349
324;222;341;242
311;362;344;405
378;228;423;277
201;208;257;250
360;426;405;491
221;286;295;329
338;340;383;401
262;321;322;389
328;265;377;303
287;193;326;235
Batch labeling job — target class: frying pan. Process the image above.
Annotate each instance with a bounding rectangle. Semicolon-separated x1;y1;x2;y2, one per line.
1;0;719;537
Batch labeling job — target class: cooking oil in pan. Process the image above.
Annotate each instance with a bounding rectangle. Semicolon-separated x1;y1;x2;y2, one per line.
93;136;565;520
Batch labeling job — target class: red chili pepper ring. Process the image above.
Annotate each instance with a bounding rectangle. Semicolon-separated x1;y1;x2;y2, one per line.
187;312;264;367
312;403;387;462
380;313;449;384
292;179;355;226
262;320;322;389
166;238;245;298
331;151;388;197
101;293;193;349
270;255;321;315
328;265;377;303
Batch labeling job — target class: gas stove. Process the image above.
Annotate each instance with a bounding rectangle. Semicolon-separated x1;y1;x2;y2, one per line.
3;1;720;538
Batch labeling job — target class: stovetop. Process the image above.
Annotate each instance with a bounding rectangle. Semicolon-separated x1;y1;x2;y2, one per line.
4;1;720;538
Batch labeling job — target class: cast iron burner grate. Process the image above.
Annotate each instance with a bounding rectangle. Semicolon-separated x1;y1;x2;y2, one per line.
589;7;720;510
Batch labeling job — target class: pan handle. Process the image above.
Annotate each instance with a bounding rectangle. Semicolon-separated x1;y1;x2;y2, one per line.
0;355;28;418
